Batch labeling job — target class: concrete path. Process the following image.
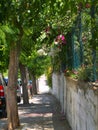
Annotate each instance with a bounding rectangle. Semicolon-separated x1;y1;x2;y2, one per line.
18;93;71;130
0;75;71;130
0;93;71;130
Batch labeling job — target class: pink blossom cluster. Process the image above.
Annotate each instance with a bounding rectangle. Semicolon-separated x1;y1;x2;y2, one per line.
54;34;66;45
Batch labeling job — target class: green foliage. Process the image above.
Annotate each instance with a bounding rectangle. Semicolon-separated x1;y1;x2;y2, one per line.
52;53;61;72
0;0;98;81
77;66;92;81
0;26;6;44
0;25;13;72
45;66;52;88
64;65;92;82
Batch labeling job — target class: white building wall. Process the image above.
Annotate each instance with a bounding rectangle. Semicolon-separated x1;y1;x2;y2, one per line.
52;73;60;100
52;72;98;130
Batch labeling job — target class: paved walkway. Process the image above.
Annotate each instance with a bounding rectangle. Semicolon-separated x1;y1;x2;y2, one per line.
0;93;71;130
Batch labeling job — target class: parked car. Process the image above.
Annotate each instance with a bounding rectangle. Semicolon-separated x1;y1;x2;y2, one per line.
0;73;7;118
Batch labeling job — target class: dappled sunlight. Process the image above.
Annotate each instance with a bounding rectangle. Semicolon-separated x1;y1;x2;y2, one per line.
32;96;43;104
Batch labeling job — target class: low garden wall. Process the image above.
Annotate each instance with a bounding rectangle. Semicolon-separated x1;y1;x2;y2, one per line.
52;72;98;130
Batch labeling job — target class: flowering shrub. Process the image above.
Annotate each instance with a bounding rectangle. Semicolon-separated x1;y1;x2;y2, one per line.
64;65;92;81
54;34;66;46
64;69;78;79
50;34;67;72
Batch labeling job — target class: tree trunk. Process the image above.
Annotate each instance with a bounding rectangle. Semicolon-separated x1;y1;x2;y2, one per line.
19;63;29;104
6;42;20;130
32;75;37;94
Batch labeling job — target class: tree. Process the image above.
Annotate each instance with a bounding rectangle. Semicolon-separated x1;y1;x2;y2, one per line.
19;62;29;104
0;0;46;129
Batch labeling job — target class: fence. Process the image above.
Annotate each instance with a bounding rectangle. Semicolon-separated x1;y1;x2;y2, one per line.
57;11;98;82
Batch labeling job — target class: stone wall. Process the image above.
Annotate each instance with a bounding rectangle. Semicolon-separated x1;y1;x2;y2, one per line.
52;73;98;130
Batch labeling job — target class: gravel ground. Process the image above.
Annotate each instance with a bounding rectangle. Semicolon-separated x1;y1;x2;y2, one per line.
0;93;71;130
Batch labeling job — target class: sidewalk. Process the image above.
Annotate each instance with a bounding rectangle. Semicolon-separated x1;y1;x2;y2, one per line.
0;93;71;130
17;93;71;130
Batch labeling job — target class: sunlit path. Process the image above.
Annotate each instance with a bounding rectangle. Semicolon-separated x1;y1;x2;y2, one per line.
38;74;50;94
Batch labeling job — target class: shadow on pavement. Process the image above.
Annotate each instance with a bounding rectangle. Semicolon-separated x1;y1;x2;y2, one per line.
0;93;71;130
17;93;71;130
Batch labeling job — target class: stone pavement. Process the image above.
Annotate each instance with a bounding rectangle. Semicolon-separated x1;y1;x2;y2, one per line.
0;93;71;130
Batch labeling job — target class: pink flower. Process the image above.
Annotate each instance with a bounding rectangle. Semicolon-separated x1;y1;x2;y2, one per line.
61;35;65;41
55;34;66;45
